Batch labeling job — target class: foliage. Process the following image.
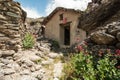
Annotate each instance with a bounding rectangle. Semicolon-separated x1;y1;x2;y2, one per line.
51;40;59;48
22;33;35;49
97;54;120;80
50;40;60;51
62;52;120;80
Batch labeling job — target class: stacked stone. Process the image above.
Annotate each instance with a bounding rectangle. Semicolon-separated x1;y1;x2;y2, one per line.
0;0;26;50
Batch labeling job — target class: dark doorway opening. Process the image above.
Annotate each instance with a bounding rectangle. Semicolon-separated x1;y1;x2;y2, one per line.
64;26;70;45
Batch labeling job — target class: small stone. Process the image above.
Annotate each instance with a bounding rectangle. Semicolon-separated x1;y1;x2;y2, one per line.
1;50;15;57
24;59;35;67
30;66;36;72
0;75;4;80
3;68;15;75
17;58;34;67
29;55;40;62
4;75;13;80
53;62;63;79
20;69;30;75
48;52;59;59
34;65;42;71
0;58;13;65
7;62;20;71
0;63;5;67
54;77;59;80
20;75;38;80
41;59;54;65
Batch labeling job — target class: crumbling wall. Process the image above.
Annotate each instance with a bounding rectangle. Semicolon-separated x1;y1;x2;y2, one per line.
0;0;26;50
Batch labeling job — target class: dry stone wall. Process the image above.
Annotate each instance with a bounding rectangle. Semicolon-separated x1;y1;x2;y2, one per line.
0;0;26;50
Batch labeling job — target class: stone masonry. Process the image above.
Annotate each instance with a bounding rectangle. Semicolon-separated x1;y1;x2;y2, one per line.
0;0;26;50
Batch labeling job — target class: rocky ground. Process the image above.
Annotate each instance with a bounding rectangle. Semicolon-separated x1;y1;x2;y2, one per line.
0;40;64;80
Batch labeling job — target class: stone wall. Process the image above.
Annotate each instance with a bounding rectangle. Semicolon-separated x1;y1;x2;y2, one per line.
0;0;26;50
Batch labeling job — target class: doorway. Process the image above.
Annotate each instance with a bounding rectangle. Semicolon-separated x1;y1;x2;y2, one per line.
64;26;70;45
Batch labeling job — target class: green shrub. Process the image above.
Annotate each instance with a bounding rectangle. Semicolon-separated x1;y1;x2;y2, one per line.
52;40;59;48
62;53;120;80
22;33;35;49
97;54;120;80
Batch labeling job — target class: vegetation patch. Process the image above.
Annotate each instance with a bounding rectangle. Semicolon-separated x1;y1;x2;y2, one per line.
22;33;35;49
61;44;120;80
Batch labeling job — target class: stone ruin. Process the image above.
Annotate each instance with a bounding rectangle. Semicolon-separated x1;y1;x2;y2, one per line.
0;0;26;50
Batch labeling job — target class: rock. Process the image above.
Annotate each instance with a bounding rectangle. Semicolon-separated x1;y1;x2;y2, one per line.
20;75;38;80
3;68;15;75
30;66;36;72
54;77;59;80
48;52;59;59
41;59;54;65
7;62;20;71
1;50;15;57
116;42;120;49
24;59;34;67
91;31;115;44
4;75;13;80
8;73;21;80
0;58;13;65
34;65;42;71
6;12;21;18
4;73;21;80
20;69;31;75
13;53;23;61
0;52;2;57
117;32;120;41
17;58;34;67
107;26;120;36
53;62;63;79
0;75;4;80
0;63;5;67
38;46;50;53
32;69;45;80
35;52;45;58
29;55;40;62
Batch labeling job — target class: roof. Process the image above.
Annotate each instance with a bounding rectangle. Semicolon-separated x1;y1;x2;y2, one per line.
43;7;83;25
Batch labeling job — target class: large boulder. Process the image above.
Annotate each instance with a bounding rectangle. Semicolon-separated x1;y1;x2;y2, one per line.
91;31;115;44
0;0;26;50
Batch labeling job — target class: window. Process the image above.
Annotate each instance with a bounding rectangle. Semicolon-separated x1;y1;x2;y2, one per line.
59;13;63;20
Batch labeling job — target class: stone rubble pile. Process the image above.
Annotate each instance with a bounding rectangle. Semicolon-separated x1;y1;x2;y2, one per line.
0;0;26;50
0;42;63;80
0;41;63;80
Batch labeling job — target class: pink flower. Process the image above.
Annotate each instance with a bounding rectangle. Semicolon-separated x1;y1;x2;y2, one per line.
77;45;83;52
106;49;111;53
115;49;120;56
98;50;103;57
117;66;120;69
84;41;88;45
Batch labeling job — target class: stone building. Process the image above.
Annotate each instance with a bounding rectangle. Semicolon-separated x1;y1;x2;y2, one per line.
43;7;86;47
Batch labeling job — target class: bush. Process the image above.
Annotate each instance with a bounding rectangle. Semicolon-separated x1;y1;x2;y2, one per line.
22;33;35;49
62;53;120;80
